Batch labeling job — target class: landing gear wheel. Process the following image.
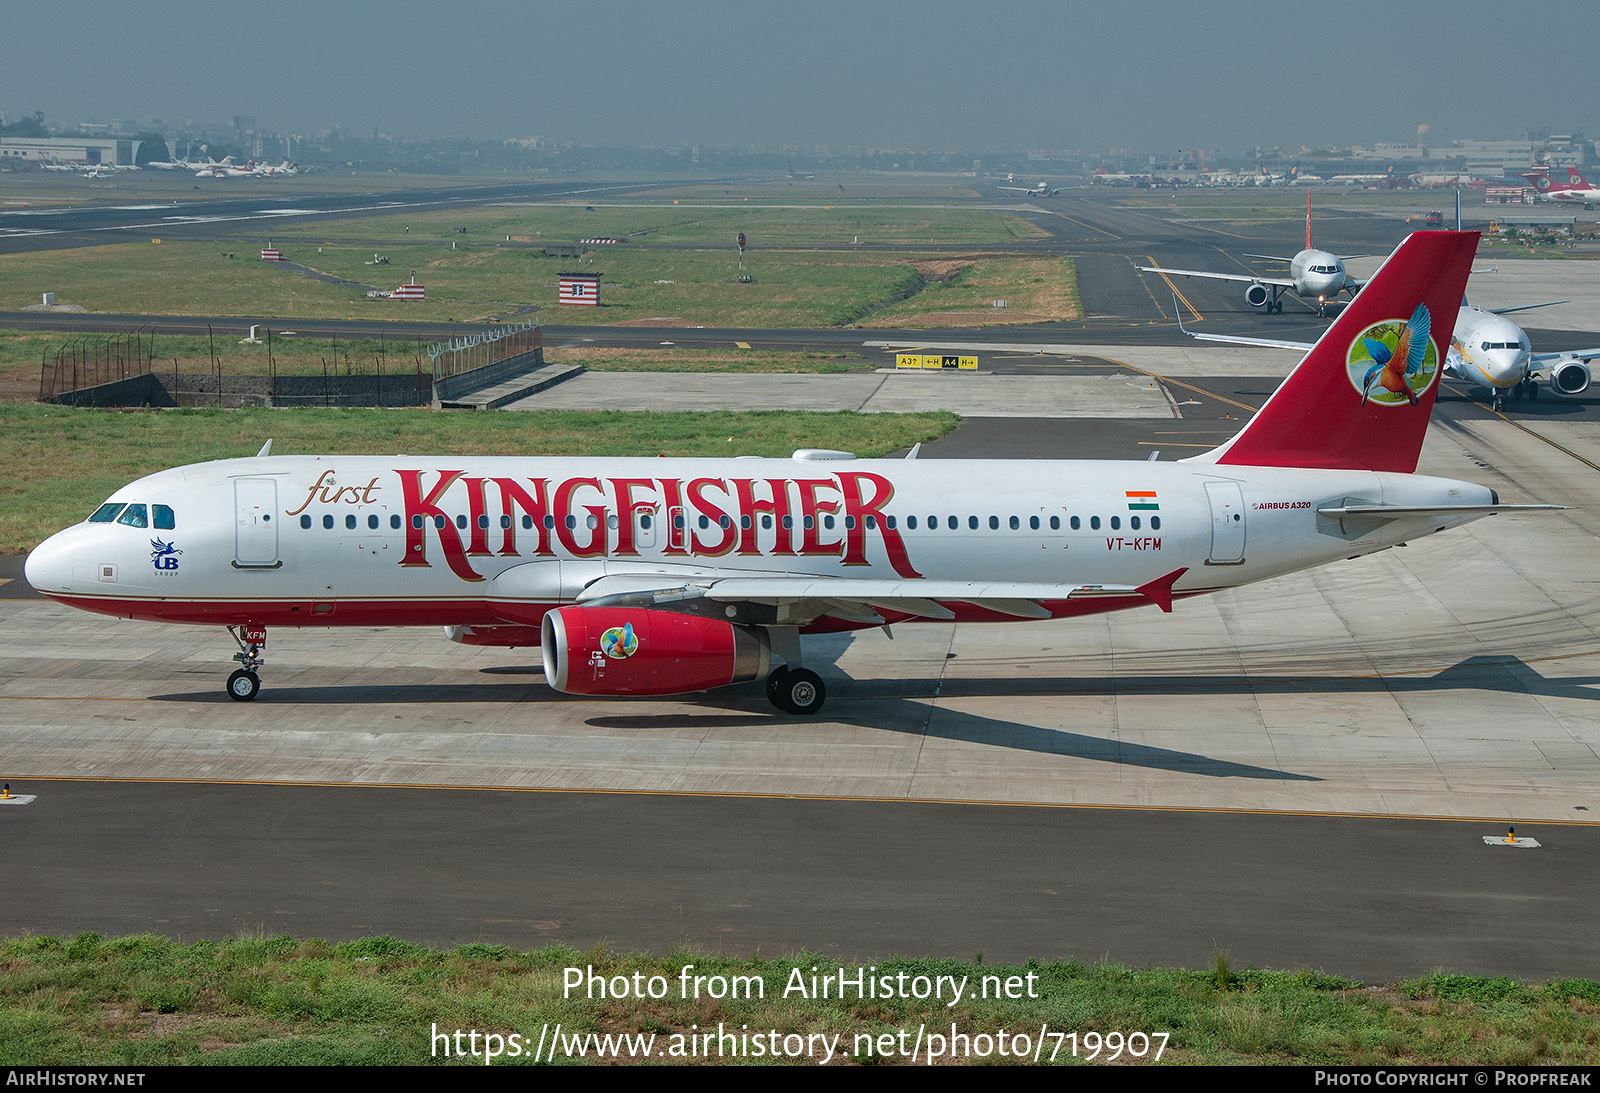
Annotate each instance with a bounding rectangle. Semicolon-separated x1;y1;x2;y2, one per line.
1512;383;1524;401
1492;393;1505;413
765;666;791;709
227;669;260;702
775;668;826;716
1530;382;1540;400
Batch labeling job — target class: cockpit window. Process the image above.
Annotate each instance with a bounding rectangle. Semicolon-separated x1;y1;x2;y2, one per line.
88;503;125;523
115;504;149;528
153;504;175;530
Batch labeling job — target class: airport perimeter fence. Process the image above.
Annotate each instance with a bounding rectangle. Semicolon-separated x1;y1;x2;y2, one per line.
39;326;435;409
426;319;542;384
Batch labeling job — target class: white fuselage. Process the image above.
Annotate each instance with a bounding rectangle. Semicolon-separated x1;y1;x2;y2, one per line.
1446;306;1531;390
24;455;1494;632
1537;186;1600;205
1287;249;1349;300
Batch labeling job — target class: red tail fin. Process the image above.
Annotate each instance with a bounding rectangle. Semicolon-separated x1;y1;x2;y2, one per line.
1202;231;1478;474
1569;167;1593;189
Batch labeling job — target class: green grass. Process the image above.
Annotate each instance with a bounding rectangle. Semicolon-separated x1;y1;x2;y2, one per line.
0;404;957;552
0;240;1080;329
870;256;1080;325
270;202;1048;248
3;934;1599;1065
0;241;894;326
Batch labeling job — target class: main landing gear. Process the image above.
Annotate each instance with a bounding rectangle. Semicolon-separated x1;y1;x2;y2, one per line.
765;666;826;715
760;627;825;715
226;625;267;701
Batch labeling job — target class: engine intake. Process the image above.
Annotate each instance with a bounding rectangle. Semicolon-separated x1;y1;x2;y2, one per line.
1244;282;1270;308
1550;358;1591;396
541;606;769;696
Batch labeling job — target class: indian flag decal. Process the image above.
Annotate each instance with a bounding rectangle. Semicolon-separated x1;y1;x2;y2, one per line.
1126;490;1159;511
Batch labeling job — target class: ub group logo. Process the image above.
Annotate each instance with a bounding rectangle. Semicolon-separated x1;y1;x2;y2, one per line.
600;623;638;660
1346;304;1437;407
150;538;183;571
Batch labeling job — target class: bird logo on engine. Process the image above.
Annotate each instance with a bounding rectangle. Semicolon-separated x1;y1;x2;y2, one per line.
599;622;638;659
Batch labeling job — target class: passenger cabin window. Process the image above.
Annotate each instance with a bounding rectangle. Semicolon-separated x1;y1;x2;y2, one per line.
116;504;148;528
89;503;125;523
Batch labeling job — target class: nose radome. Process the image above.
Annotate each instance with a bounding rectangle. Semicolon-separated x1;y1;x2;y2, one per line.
24;533;73;594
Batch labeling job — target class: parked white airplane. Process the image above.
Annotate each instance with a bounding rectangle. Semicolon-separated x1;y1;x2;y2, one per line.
1141;190;1364;314
1520;167;1600;209
26;233;1545;715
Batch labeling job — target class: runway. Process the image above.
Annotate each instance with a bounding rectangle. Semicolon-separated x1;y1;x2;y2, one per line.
4;181;1600;980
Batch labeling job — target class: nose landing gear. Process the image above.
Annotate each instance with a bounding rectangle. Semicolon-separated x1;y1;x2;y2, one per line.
226;625;266;701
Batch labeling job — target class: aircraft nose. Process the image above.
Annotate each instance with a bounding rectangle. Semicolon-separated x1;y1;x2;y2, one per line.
24;532;75;595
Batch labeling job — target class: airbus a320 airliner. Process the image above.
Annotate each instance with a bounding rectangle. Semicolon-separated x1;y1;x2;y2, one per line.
26;232;1546;715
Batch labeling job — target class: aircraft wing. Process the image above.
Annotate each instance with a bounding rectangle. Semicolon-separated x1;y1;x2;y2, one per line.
1140;265;1295;288
1489;301;1569;316
1173;307;1314;351
571;569;1190;623
1242;253;1295;263
1531;347;1600;366
1179;329;1315;351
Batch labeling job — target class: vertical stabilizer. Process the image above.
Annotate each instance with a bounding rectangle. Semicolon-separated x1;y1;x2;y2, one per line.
1196;231;1479;474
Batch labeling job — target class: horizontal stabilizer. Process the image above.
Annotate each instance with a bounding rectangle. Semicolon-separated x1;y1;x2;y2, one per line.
1317;504;1564;520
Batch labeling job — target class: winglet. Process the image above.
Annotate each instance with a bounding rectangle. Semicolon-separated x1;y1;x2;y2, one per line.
1136;567;1188;613
256;439;273;458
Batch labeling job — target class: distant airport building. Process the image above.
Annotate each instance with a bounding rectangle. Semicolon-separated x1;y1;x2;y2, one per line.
0;136;152;166
558;272;602;306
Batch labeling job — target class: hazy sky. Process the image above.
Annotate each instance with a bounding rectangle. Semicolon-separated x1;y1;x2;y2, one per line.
5;1;1597;152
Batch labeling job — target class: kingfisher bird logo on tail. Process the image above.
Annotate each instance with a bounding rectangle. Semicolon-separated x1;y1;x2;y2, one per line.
1195;231;1477;475
1353;304;1435;407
